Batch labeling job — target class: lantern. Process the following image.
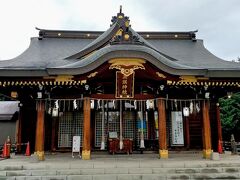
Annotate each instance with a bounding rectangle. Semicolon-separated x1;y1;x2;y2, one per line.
183;107;190;117
91;100;95;109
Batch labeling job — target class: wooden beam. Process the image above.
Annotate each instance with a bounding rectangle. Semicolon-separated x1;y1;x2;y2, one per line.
91;93;154;100
35;100;45;161
82;98;91;160
157;99;168;158
202;100;212;159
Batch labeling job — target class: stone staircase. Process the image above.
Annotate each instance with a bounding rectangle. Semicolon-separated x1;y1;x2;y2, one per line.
1;153;240;180
0;162;240;180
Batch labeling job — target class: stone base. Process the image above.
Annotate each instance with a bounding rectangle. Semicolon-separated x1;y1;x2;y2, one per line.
203;149;212;159
82;150;91;160
159;150;168;159
34;151;45;161
211;152;220;161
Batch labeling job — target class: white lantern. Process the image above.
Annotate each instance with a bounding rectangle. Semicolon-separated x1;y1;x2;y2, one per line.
205;92;210;99
183;107;190;117
149;100;154;109
91;100;95;109
52;108;58;117
37;92;42;99
52;100;59;117
146;100;154;109
73;99;77;110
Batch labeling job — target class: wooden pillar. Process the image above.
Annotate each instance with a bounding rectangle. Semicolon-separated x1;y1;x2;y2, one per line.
202;100;212;159
157;99;168;158
51;117;57;152
216;103;223;150
35;100;45;161
185;116;190;149
82;98;91;160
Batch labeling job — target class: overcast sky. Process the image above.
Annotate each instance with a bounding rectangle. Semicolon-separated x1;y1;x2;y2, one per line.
0;0;240;61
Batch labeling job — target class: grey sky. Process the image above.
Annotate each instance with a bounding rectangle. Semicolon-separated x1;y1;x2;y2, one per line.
0;0;239;61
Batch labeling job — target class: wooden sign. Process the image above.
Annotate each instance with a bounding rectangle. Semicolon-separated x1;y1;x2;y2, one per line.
115;71;134;98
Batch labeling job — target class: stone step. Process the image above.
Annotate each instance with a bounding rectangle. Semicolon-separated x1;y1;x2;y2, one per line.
2;166;240;173
1;167;240;176
2;173;240;180
1;162;240;171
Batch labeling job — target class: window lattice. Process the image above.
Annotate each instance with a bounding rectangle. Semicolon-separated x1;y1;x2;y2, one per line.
123;112;135;140
58;112;83;148
95;112;108;147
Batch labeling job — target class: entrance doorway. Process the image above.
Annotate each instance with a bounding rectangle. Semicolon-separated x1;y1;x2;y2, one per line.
94;100;158;151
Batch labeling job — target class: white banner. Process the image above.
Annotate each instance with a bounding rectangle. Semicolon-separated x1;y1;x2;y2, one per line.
171;111;184;146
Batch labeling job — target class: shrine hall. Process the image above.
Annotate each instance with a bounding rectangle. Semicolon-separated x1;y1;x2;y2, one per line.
1;8;240;160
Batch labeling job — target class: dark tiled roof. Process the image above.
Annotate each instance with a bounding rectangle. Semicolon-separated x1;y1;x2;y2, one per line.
1;14;240;77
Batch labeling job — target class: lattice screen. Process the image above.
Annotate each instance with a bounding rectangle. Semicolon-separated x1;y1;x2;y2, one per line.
95;112;108;147
122;112;135;139
107;111;120;136
58;111;83;148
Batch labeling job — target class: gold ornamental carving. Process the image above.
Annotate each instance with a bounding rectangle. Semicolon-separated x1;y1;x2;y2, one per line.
156;72;166;79
109;58;145;77
180;75;197;83
87;71;98;78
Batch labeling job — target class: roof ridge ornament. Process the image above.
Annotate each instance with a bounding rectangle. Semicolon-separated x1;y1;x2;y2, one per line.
120;5;122;13
110;6;143;45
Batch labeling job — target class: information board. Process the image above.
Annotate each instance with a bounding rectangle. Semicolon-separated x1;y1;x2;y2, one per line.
72;136;81;158
171;111;184;146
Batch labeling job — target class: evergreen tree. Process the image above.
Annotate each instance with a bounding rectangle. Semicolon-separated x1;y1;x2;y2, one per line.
219;92;240;140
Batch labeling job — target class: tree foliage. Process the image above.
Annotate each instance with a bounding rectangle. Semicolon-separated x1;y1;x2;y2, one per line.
219;92;240;139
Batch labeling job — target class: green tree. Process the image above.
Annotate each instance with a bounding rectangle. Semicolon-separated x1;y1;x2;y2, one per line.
219;92;240;140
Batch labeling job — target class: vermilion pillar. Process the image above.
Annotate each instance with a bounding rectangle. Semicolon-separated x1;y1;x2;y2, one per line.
16;106;23;153
216;103;223;152
185;116;190;149
51;117;57;152
82;98;91;160
158;99;168;158
35;100;45;161
202;100;212;159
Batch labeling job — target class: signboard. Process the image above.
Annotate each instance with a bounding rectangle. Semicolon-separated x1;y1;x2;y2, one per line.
72;136;81;158
171;111;184;146
115;71;134;98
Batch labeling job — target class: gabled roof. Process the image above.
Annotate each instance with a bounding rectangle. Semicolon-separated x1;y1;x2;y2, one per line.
1;9;240;77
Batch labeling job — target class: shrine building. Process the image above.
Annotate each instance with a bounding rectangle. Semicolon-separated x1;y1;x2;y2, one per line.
1;8;240;160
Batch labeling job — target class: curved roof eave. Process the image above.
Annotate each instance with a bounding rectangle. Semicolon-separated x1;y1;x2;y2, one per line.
47;44;207;76
0;69;48;77
65;23;119;59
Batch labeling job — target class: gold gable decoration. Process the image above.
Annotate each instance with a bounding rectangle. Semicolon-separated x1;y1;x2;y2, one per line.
109;58;145;76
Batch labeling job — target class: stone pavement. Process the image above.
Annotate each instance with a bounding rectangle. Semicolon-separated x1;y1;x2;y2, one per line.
0;151;240;179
